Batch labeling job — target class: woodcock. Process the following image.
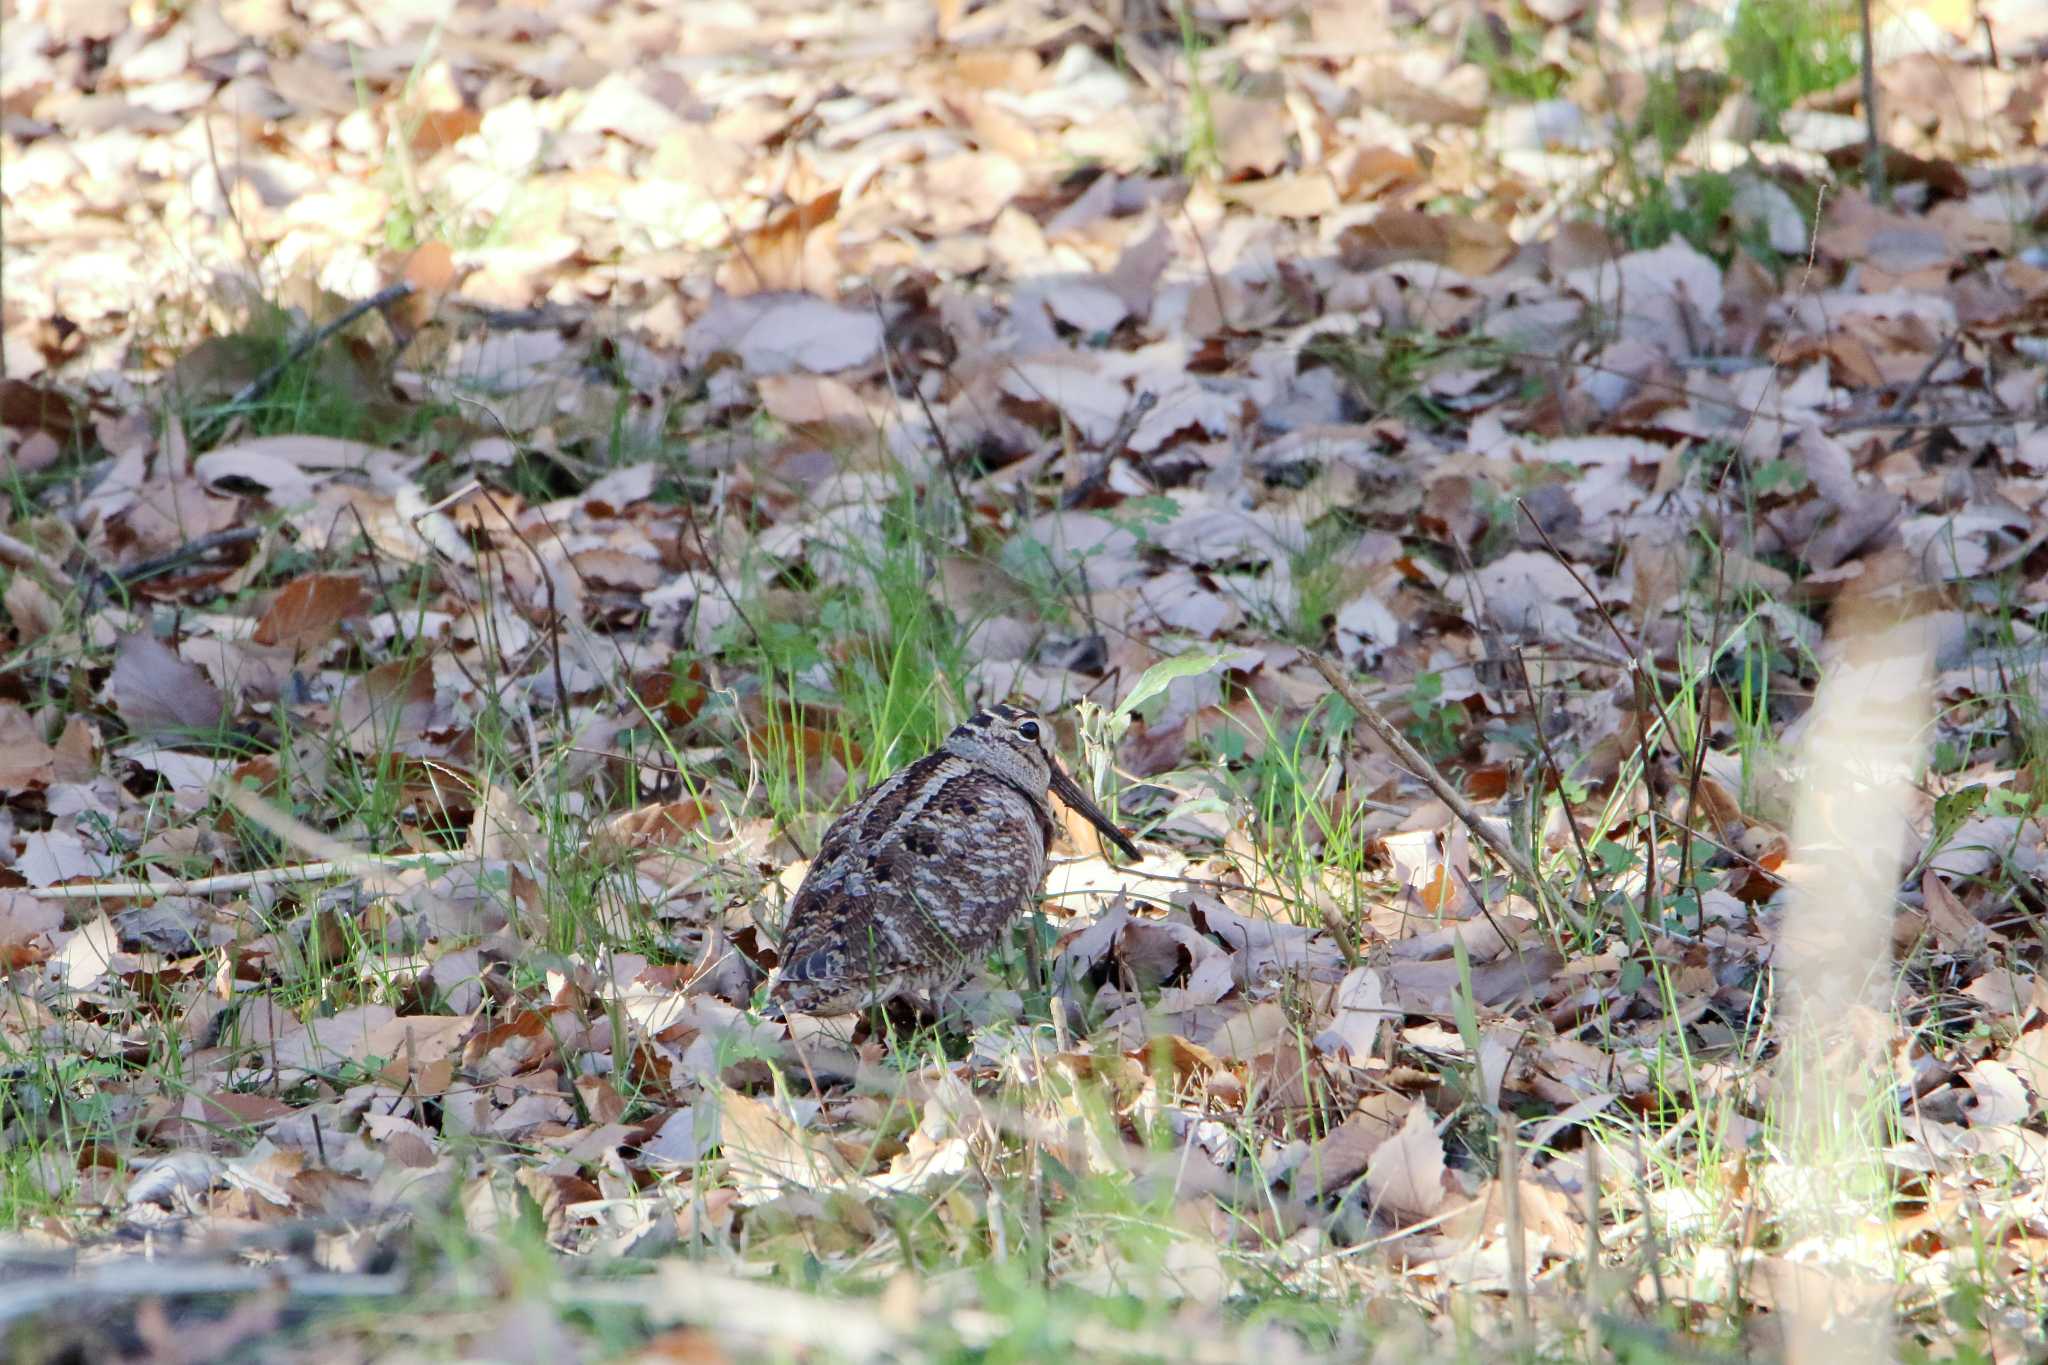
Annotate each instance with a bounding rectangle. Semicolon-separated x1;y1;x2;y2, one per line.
768;704;1140;1015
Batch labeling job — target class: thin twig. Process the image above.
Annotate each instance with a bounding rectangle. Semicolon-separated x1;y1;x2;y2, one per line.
26;850;471;901
88;525;263;596
1828;408;2045;433
1858;0;1884;199
1888;328;1962;419
0;529;71;585
1516;501;1692;817
1060;390;1159;509
0;1265;404;1326
1514;646;1604;910
881;303;978;540
219;782;445;883
677;485;764;652
220;281;417;415
1179;199;1230;332
1500;1110;1532;1356
1306;650;1540;889
460;482;573;729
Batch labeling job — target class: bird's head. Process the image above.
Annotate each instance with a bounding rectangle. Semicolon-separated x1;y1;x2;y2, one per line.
942;704;1139;859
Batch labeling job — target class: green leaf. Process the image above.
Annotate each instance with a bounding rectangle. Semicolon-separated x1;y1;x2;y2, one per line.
1114;650;1231;721
1593;838;1637;875
1451;935;1482;1058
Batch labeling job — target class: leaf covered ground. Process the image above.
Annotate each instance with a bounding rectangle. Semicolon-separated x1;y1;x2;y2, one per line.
4;0;2048;1360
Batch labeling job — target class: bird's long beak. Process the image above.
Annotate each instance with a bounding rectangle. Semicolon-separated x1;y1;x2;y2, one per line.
1048;762;1141;860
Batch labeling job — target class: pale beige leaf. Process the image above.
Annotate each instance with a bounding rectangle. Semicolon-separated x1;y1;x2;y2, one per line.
717;1088;851;1202
1365;1098;1447;1221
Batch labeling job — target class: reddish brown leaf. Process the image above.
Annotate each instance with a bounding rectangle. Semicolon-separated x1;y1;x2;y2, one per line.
252;572;370;651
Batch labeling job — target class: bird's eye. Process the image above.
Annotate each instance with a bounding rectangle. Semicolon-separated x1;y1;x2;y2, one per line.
1018;720;1040;740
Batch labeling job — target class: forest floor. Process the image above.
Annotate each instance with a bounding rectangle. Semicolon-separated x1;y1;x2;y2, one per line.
4;0;2048;1360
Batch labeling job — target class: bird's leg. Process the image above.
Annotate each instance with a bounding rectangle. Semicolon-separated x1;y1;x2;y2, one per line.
911;962;984;1036
873;994;932;1041
1023;907;1047;1001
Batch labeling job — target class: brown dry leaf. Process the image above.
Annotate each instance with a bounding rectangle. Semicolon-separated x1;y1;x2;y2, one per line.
3;571;65;642
252;571;370;651
337;658;438;753
1318;966;1395;1061
51;912;122;989
911;153;1028;235
1332;145;1427;202
390;240;461;333
262;1004;400;1077
1957;1060;2029;1128
0;893;62;970
1297;1092;1409;1197
106;479;243;564
685;292;884;375
716;190;842;298
0;704;60;792
1338;211;1516;275
1211;91;1293;177
1383;944;1564;1018
470;779;542;862
576;1073;629;1125
0;378;86;444
1221;173;1339;219
1921;869;1990;955
755;374;880;432
404;242;457;295
1381;826;1471;917
598;800;716;850
2008;1023;2048;1099
463;1008;564;1080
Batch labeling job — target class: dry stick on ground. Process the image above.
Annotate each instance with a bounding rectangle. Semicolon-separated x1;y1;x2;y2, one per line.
0;529;71;585
1513;645;1604;909
1885;327;1963;435
23;851;471;902
1514;501;1706;888
1859;0;1884;198
220;281;418;415
212;783;472;918
880;309;978;539
1060;390;1159;509
1499;1110;1532;1354
88;524;263;596
1829;407;2045;433
1306;650;1540;889
736;1016;1320;1237
0;1265;404;1329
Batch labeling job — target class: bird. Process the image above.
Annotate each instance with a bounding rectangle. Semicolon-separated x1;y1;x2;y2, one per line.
767;703;1140;1016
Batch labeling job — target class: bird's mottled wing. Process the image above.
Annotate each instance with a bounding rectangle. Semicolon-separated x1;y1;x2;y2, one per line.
774;759;1049;1007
